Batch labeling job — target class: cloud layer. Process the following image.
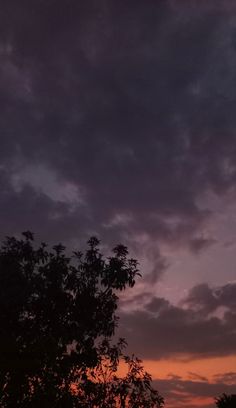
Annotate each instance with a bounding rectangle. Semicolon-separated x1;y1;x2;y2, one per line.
1;0;236;255
119;282;236;360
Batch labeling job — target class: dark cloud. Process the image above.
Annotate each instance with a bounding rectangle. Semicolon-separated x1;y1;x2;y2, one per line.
118;283;236;360
145;296;170;313
184;282;236;313
188;236;217;254
0;167;92;245
183;283;219;314
0;0;236;259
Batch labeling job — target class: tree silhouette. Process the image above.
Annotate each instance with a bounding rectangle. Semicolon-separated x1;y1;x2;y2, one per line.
0;232;164;407
215;394;236;407
74;338;164;407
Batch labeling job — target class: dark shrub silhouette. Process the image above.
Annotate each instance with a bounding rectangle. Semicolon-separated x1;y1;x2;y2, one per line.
0;232;164;407
215;393;236;407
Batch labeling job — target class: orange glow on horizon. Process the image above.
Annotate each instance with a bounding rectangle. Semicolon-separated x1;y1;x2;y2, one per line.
141;354;236;382
138;354;236;407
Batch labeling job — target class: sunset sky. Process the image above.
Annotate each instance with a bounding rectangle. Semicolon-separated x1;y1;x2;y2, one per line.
1;1;236;407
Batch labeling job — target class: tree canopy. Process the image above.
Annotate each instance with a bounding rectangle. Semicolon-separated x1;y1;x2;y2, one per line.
215;394;236;408
0;232;164;407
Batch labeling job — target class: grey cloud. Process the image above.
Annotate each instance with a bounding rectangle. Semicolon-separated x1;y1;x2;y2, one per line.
118;285;236;359
1;1;236;262
188;236;217;254
183;283;219;314
0;168;93;245
145;297;170;313
184;282;236;313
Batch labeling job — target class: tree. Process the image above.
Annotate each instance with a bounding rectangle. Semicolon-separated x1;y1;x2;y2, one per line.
215;394;236;407
0;232;164;407
74;338;164;408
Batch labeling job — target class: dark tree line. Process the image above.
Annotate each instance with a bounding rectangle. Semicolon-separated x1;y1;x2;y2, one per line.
0;232;164;407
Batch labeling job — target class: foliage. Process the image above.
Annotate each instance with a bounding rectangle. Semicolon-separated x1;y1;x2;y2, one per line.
74;338;164;407
215;393;236;407
0;232;163;407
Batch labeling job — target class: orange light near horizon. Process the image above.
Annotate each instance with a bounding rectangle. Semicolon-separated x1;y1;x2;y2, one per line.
167;396;214;408
133;354;236;407
141;354;236;382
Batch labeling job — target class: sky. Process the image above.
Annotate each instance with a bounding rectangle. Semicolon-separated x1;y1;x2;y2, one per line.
1;1;236;406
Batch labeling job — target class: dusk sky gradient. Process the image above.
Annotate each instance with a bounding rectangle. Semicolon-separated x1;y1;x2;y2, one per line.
1;1;236;407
